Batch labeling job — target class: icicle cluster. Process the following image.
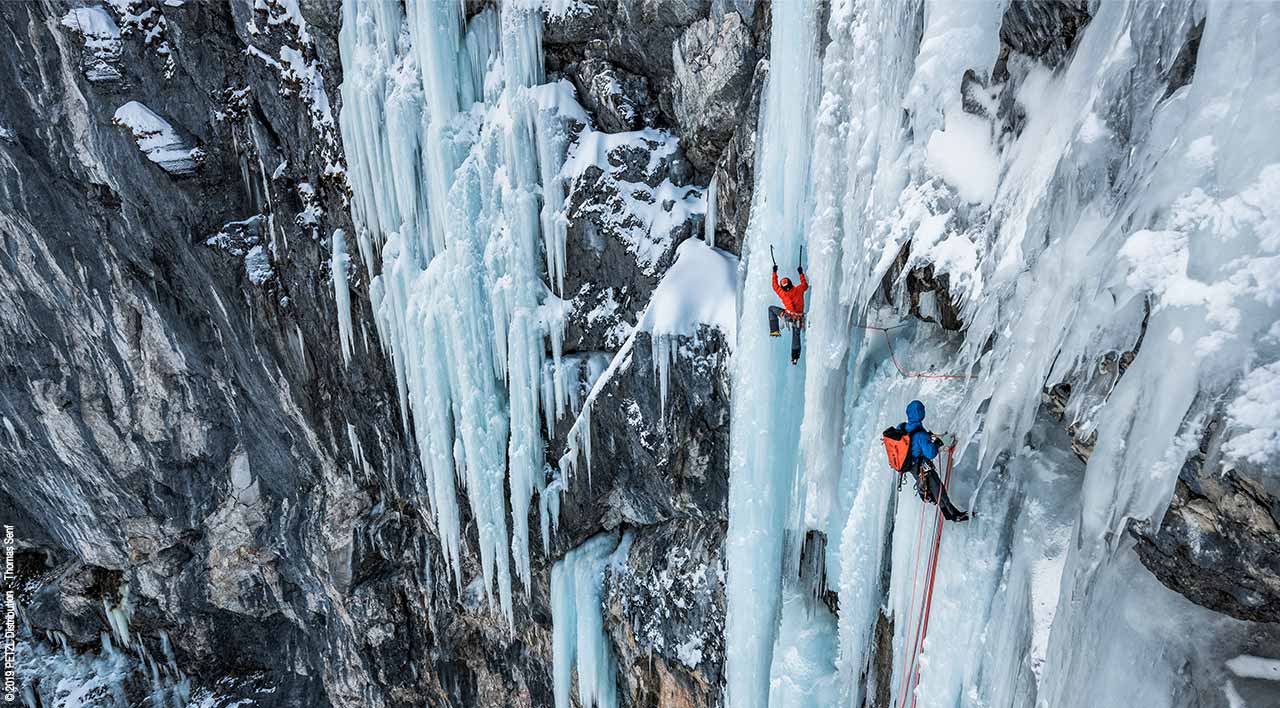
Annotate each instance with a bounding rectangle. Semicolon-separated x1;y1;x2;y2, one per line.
551;534;624;708
338;2;581;621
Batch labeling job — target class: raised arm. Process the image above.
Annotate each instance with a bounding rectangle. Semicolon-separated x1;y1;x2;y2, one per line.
772;268;782;298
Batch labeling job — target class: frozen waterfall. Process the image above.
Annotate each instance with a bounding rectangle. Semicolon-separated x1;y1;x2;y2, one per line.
725;1;1280;707
332;0;1278;705
338;1;575;622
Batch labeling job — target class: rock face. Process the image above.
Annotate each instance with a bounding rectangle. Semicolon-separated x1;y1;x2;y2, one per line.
1132;419;1280;624
2;1;418;705
671;12;759;174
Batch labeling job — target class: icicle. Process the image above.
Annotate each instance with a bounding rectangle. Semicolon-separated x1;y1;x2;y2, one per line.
551;534;621;708
331;229;355;366
339;0;578;620
703;174;717;249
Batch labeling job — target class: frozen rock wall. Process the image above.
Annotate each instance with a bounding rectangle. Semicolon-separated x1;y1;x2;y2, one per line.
7;1;1280;708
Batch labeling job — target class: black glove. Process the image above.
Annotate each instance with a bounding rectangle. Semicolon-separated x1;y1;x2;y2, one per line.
772;265;778;273
797;266;804;275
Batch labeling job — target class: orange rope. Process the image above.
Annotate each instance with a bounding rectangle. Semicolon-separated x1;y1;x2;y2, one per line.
903;445;955;708
854;323;977;381
895;496;930;708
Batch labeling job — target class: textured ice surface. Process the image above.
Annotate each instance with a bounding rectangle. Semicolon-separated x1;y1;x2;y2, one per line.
727;1;1280;707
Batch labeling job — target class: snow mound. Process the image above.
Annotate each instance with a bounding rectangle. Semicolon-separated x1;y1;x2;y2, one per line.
925;108;999;204
639;238;739;340
60;7;122;82
112;101;202;176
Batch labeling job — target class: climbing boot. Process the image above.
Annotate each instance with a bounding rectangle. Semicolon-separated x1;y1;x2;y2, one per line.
770;330;781;337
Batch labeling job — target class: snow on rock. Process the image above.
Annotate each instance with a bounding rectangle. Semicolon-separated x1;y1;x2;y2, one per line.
638;238;738;341
638;238;738;413
1222;361;1280;464
245;0;343;175
1225;655;1280;682
562;128;704;277
60;6;123;82
111;101;203;176
243;245;273;285
107;0;176;79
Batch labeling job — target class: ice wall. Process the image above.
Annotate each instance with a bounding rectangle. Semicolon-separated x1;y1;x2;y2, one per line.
722;1;822;706
728;0;1280;706
338;1;575;621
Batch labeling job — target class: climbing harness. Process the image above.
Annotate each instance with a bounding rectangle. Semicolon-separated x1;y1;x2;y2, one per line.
781;311;805;330
896;444;956;708
853;322;978;381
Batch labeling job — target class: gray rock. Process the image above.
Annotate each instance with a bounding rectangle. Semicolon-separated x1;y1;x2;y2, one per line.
605;520;726;708
570;57;660;133
709;56;767;254
671;12;758;174
551;329;731;551
1132;417;1280;623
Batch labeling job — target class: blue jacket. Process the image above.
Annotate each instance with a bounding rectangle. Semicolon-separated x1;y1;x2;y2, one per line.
901;400;939;462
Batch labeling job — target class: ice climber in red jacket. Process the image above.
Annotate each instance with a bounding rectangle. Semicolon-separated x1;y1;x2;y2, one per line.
769;264;808;365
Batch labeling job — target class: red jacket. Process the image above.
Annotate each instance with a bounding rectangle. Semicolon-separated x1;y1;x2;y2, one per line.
773;272;808;315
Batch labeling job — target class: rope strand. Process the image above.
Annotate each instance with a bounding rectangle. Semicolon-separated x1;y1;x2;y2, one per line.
853;322;978;381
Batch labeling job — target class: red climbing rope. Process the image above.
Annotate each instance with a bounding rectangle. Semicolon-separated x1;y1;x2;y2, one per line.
854;323;978;381
895;496;930;706
896;445;956;708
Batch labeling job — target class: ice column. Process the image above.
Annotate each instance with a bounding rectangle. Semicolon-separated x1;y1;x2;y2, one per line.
551;534;621;708
723;0;822;706
331;229;354;366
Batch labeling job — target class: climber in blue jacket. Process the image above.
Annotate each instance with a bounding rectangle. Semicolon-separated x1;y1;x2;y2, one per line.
898;400;969;522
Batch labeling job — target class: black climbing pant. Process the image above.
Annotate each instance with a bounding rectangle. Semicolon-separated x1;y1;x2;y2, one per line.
768;306;802;362
909;458;967;521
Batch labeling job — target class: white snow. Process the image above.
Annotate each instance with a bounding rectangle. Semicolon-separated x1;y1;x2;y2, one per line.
638;239;738;340
112;101;202;176
925;108;1000;204
60;7;123;82
243;245;273;285
1226;655;1280;682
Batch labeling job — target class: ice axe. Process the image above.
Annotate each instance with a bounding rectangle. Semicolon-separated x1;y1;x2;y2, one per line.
770;245;777;269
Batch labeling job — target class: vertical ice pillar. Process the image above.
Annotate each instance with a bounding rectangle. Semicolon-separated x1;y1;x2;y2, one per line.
551;534;621;708
331;229;355;366
723;1;822;706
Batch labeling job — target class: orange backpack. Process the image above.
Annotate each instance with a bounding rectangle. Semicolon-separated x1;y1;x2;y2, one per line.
882;426;910;471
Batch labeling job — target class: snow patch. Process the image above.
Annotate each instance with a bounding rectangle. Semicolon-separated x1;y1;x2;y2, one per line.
112;101;203;176
925;107;999;204
60;7;123;82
